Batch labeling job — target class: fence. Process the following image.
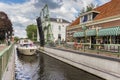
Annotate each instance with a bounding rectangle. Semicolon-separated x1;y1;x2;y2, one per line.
65;42;120;53
0;43;14;80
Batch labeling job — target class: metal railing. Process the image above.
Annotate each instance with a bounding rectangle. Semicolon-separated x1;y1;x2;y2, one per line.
66;42;120;53
91;44;120;53
0;43;14;80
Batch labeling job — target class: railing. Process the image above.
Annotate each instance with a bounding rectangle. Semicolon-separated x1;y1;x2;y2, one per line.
92;44;120;53
66;42;120;53
0;43;14;80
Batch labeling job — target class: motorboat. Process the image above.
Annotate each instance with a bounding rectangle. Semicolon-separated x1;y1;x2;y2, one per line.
17;39;38;55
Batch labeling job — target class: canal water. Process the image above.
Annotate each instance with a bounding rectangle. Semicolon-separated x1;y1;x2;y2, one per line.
15;49;104;80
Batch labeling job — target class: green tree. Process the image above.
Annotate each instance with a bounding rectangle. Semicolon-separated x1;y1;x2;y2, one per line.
86;3;95;12
79;3;97;15
14;36;19;42
26;24;37;41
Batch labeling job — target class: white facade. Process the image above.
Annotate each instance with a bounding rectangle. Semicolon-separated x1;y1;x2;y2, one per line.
37;18;69;42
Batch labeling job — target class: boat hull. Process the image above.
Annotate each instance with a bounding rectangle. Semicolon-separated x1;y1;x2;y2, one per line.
17;47;37;55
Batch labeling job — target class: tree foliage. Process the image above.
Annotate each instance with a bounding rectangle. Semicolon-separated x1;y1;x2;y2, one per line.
14;36;19;42
0;11;12;40
26;24;37;41
79;3;97;15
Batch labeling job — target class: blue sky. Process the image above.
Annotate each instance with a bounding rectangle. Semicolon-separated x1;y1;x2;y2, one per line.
0;0;110;38
0;0;26;3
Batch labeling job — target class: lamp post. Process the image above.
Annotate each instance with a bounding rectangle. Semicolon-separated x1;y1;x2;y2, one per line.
32;32;34;41
82;25;87;51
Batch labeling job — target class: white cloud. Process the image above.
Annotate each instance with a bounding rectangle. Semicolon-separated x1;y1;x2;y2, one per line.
0;0;110;38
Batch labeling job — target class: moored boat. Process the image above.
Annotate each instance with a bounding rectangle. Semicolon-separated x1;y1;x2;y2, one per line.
17;39;38;55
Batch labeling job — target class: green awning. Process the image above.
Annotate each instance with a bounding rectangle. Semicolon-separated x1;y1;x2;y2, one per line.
86;29;96;36
98;26;120;36
73;32;84;37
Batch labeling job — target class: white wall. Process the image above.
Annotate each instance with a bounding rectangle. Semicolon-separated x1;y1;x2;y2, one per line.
37;19;69;42
51;22;69;42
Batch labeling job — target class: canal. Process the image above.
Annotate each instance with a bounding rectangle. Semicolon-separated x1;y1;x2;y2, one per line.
15;49;104;80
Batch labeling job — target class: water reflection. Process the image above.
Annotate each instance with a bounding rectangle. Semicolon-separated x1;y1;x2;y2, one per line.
15;52;40;80
38;53;104;80
17;53;38;63
38;53;45;80
15;48;104;80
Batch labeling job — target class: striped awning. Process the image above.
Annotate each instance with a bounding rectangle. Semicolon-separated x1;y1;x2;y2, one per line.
73;32;84;37
98;26;120;36
86;29;96;36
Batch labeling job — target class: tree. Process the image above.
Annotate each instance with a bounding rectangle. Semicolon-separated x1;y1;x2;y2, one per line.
86;3;96;12
0;11;12;41
26;24;37;41
79;3;97;15
14;36;19;42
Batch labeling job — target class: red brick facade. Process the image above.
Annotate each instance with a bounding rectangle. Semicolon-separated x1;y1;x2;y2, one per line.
92;20;120;29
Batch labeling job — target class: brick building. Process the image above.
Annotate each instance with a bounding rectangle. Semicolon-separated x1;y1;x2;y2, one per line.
66;0;120;50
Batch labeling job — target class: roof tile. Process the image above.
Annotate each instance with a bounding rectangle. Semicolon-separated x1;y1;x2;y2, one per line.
68;17;80;28
94;0;120;20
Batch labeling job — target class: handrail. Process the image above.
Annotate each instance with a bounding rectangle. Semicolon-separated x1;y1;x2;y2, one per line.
0;43;14;80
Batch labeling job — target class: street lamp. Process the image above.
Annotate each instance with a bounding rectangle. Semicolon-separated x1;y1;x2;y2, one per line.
82;24;87;51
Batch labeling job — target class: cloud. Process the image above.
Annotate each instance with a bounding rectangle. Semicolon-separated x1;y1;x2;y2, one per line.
0;0;110;38
0;0;38;38
33;0;63;9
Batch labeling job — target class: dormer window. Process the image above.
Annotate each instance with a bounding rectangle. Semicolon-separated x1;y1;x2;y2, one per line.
57;18;59;22
80;10;99;23
60;19;63;22
88;13;92;21
83;15;88;22
81;13;92;23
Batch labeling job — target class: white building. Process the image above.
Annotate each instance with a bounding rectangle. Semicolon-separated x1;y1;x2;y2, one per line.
37;18;70;42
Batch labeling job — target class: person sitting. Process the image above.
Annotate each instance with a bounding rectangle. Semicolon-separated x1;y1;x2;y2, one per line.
74;40;78;50
77;41;83;50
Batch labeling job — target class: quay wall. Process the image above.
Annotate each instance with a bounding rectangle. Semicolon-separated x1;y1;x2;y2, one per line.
39;47;120;80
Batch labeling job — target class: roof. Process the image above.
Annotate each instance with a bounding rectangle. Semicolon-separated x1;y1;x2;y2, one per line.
68;17;80;28
50;18;70;23
94;0;120;20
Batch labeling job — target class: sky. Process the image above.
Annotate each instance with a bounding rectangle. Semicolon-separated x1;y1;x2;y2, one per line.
0;0;110;38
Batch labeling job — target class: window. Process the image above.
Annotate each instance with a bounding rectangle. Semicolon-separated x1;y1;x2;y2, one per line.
103;36;110;44
111;36;120;44
60;19;63;22
58;34;61;40
57;18;59;22
82;15;88;22
88;13;92;21
59;26;61;31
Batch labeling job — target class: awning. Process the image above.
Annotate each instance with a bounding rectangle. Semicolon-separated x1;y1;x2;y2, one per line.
73;32;84;37
98;26;120;36
86;29;96;36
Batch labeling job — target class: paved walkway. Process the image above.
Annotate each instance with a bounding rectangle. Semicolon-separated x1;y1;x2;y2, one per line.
56;46;120;59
